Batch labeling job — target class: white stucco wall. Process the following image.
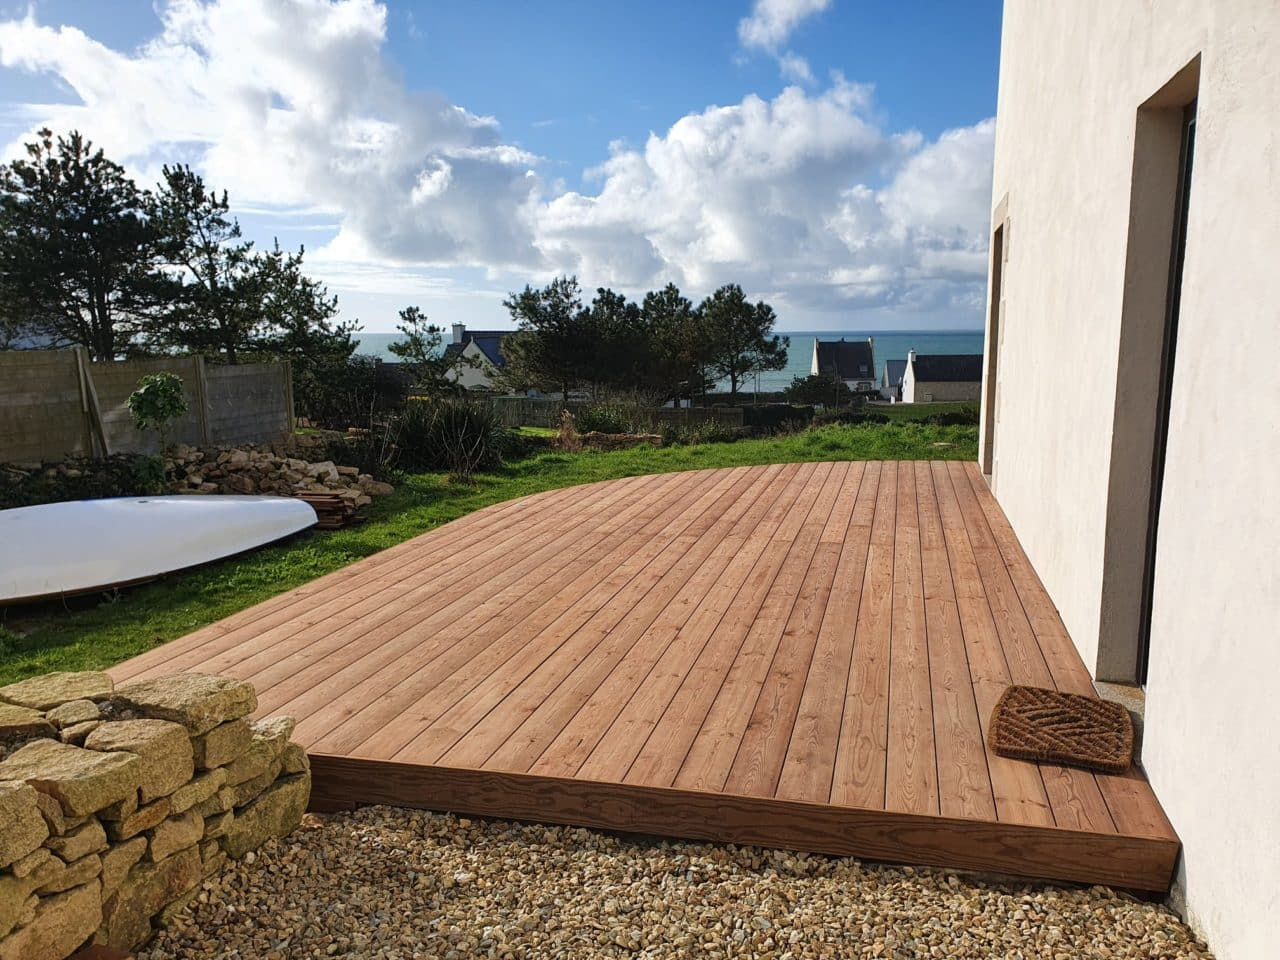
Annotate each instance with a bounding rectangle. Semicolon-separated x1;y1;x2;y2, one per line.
987;4;1279;957
450;341;502;390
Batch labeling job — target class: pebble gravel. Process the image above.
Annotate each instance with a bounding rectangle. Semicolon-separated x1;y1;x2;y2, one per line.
140;806;1214;960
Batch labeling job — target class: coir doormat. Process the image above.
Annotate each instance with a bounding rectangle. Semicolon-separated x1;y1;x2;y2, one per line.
989;685;1134;774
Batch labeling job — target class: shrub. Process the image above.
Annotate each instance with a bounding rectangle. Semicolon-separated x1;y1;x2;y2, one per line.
395;398;510;480
499;429;554;460
295;356;407;430
574;403;632;435
783;374;854;407
658;419;751;446
741;404;814;434
126;372;189;452
923;404;980;426
320;422;401;481
556;410;582;453
812;408;891;427
0;454;169;509
130;454;168;491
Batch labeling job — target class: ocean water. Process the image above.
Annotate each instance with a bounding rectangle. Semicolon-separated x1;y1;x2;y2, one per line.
353;329;985;393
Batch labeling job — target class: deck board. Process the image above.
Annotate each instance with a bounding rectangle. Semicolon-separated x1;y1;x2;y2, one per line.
109;460;1179;891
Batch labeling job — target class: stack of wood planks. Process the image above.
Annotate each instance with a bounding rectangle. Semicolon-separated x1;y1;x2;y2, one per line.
293;492;365;529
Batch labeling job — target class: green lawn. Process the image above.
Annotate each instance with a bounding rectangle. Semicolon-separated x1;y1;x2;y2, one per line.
0;422;976;684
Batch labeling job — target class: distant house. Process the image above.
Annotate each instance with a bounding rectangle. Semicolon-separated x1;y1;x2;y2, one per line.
901;350;982;403
880;358;906;401
444;323;509;390
811;337;876;393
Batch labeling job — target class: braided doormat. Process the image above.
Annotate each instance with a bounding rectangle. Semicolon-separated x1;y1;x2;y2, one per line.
989;685;1134;774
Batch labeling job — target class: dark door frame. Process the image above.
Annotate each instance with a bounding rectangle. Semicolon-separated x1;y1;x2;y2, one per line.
1096;56;1200;685
1135;100;1196;684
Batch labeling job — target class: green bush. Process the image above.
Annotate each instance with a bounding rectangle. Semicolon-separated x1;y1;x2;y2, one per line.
923;404;980;426
657;419;751;446
126;372;189;451
741;404;814;434
295;356;407;429
574;403;633;434
783;374;855;407
812;408;891;427
396;399;510;480
499;430;554;460
319;424;401;481
0;454;169;509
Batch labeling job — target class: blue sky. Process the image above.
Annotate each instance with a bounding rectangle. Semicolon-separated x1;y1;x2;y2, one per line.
0;1;1003;332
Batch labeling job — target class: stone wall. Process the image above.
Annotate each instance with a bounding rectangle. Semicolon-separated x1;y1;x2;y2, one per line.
0;672;310;960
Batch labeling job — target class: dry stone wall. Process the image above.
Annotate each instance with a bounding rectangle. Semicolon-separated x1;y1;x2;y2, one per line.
0;671;310;959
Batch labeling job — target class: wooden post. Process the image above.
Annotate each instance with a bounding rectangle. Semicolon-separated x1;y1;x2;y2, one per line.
73;347;93;457
193;355;212;447
282;360;296;436
75;347;111;458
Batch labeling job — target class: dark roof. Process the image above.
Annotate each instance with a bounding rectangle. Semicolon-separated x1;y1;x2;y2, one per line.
910;354;983;382
446;330;509;368
883;359;907;387
814;339;874;381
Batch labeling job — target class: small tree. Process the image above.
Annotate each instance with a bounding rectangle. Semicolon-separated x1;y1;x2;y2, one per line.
126;372;189;454
642;283;712;402
387;306;476;398
144;164;259;361
698;284;789;396
0;129;168;359
784;374;854;407
501;276;591;403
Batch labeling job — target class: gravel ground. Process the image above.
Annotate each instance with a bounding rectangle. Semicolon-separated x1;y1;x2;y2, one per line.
140;807;1213;960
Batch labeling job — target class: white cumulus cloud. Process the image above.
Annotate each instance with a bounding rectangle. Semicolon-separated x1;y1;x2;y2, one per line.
537;82;994;317
0;0;995;326
738;0;833;51
0;0;544;272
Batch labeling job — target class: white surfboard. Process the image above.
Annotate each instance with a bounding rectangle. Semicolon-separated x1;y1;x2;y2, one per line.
0;495;318;604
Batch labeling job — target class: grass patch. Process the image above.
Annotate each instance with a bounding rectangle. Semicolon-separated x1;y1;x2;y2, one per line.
865;401;977;422
0;422;975;683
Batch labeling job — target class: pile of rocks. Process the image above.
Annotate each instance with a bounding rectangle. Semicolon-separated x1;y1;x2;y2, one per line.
0;671;310;960
166;443;394;505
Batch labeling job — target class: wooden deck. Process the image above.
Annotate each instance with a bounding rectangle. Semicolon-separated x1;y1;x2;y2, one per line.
109;461;1179;891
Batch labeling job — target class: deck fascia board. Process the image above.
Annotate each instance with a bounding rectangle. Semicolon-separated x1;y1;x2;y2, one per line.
307;754;1179;892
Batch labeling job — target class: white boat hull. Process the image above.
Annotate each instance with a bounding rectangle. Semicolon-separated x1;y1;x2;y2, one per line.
0;495;318;604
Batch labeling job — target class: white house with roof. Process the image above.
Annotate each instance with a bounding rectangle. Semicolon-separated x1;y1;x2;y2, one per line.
811;337;876;393
444;323;509;391
880;358;906;401
901;350;983;403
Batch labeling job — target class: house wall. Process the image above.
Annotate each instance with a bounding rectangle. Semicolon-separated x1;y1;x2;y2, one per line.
451;342;501;390
902;360;980;403
905;380;980;404
986;3;1280;957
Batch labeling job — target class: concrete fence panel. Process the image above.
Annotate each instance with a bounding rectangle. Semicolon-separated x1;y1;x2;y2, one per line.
0;350;294;462
0;351;87;463
91;356;206;455
205;362;293;447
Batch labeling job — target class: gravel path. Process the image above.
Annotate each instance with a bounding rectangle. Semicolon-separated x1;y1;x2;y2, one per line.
140;807;1212;960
